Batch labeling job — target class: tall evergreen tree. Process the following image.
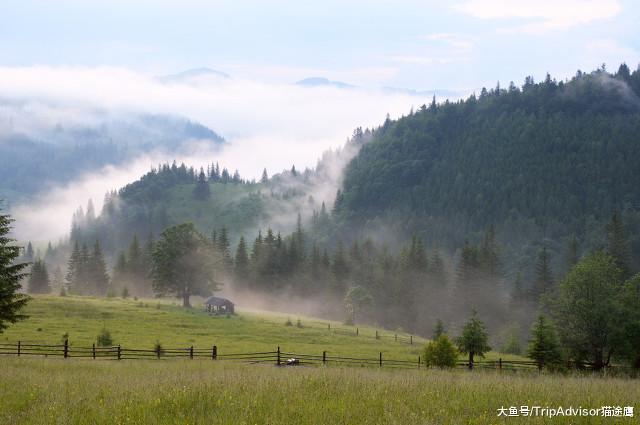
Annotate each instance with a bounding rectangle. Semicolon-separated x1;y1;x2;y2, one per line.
456;311;491;369
65;241;82;294
261;168;269;183
89;240;110;296
234;236;250;282
527;315;562;370
0;206;30;332
28;258;50;294
533;246;553;301
193;167;211;200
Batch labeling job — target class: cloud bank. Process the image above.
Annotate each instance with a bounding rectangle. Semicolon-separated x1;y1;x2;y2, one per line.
1;66;434;241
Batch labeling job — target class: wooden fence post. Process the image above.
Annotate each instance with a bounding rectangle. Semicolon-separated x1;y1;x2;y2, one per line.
190;346;194;359
356;327;359;336
156;344;161;359
92;343;96;359
63;339;69;359
17;341;20;357
418;356;421;369
117;345;121;360
379;352;382;367
328;323;331;331
499;358;502;371
277;346;281;366
375;330;378;339
394;334;397;342
322;351;326;365
410;335;413;345
212;345;217;360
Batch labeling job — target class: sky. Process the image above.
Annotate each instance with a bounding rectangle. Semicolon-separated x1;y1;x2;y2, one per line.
0;0;638;90
1;0;640;242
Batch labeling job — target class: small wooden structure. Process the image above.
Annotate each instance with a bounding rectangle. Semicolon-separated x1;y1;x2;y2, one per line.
203;296;235;315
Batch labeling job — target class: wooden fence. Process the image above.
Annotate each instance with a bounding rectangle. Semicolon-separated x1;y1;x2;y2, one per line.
0;340;540;371
321;322;417;345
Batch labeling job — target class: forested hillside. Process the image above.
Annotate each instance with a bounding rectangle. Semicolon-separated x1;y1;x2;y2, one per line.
0;113;223;204
27;65;640;345
337;65;640;274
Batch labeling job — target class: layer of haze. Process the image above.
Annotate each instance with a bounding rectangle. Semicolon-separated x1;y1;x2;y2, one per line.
0;66;430;242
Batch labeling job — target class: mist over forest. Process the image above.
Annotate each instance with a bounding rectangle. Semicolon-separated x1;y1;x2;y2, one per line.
12;64;640;355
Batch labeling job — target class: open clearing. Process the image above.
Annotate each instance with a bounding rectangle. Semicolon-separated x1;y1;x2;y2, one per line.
2;296;637;424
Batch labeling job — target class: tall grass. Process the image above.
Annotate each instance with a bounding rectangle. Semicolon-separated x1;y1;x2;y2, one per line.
1;358;637;424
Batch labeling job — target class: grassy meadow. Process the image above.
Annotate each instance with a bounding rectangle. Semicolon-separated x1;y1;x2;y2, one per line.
2;358;639;424
1;295;435;360
2;295;638;424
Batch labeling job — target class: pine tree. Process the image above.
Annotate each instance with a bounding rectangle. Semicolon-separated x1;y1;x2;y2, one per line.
89;240;110;296
217;227;232;268
456;311;491;369
65;241;82;294
0;206;30;332
234;236;250;282
261;168;269;183
193;167;211;200
51;266;64;294
533;247;553;301
25;241;34;261
28;258;50;294
527;315;562;370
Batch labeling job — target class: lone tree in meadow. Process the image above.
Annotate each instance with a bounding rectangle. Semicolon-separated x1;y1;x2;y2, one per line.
0;205;30;333
527;315;562;370
151;223;219;307
456;311;491;369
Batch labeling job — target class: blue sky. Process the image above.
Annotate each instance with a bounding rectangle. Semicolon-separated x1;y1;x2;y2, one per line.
1;0;638;90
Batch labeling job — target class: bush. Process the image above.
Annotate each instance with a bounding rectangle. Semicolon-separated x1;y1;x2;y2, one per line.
423;335;458;369
96;328;113;347
285;317;293;326
296;319;303;328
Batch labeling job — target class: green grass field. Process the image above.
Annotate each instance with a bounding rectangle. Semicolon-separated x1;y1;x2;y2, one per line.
2;358;639;424
2;296;638;424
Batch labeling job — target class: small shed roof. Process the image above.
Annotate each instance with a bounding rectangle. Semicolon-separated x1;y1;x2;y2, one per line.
204;296;234;306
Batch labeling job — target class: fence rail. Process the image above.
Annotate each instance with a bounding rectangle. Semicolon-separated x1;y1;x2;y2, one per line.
1;339;546;372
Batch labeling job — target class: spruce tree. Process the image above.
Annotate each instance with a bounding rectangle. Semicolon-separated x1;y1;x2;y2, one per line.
193;167;211;200
234;236;250;282
533;246;553;301
261;168;269;183
28;258;50;294
65;241;82;294
89;240;110;296
456;311;491;369
0;206;30;332
566;235;579;272
527;315;562;370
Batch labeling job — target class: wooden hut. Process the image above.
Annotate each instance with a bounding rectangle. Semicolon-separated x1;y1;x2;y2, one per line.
203;296;235;315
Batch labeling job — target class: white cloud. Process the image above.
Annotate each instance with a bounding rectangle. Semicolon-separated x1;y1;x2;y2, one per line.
1;65;430;241
388;56;461;65
454;0;622;33
421;33;474;50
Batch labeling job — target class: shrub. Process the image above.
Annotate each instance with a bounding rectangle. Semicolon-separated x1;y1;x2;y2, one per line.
96;328;113;347
121;287;129;299
285;317;293;326
423;335;458;369
296;318;303;328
